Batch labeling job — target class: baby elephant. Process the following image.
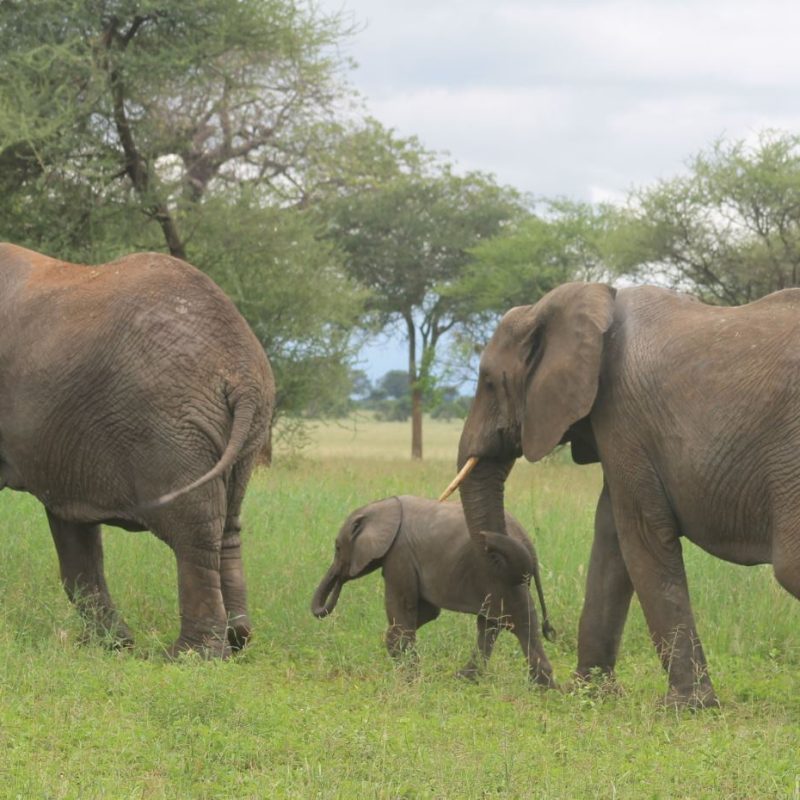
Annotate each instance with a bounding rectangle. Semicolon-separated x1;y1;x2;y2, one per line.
311;495;556;685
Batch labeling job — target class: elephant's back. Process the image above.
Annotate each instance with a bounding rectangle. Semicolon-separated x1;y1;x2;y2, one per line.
423;500;535;550
23;251;245;333
0;242;61;271
1;248;273;512
17;249;271;385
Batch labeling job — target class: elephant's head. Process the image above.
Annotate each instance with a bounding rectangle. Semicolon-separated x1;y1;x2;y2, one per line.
311;497;402;618
452;282;616;547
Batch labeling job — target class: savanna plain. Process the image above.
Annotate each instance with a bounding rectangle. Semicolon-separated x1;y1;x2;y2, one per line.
0;416;798;799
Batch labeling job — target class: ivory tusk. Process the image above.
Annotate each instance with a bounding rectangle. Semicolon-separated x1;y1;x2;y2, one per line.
438;456;479;502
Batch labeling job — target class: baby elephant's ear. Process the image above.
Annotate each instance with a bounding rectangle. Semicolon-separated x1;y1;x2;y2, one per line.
349;497;402;577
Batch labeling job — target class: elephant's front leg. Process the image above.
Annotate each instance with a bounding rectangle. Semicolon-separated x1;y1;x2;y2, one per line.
457;614;500;681
169;523;230;659
383;577;420;664
47;513;133;648
612;486;718;709
575;481;634;686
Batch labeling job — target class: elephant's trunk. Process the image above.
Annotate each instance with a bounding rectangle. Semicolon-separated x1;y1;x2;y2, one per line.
458;456;515;545
311;564;343;618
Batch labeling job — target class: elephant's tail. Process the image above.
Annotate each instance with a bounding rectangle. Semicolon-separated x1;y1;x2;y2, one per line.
530;558;557;643
140;394;262;510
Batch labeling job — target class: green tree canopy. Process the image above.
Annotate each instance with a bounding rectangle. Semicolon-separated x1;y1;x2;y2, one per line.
456;198;620;320
612;132;800;304
0;0;355;258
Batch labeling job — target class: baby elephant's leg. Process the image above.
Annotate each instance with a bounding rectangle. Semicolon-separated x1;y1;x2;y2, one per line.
457;614;500;681
384;578;419;661
507;586;556;687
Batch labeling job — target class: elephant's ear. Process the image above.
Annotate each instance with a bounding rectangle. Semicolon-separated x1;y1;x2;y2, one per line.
349;497;402;577
522;283;616;462
479;530;535;585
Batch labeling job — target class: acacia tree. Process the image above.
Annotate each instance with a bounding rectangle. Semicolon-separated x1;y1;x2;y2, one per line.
613;132;800;304
325;158;524;459
0;0;355;258
457;198;619;317
0;0;369;416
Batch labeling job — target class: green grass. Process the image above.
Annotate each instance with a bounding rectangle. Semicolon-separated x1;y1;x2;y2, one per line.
0;420;799;798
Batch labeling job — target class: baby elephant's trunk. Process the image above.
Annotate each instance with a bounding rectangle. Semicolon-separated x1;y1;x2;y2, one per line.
311;563;343;618
480;530;556;642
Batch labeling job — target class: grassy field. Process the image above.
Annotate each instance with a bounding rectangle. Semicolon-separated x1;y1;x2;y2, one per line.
0;417;799;798
277;412;465;461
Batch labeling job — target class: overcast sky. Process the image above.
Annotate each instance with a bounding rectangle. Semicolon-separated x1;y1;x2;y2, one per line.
319;0;800;378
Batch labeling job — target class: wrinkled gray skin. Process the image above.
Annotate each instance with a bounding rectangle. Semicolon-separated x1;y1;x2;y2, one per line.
458;281;800;708
0;244;274;657
311;496;556;685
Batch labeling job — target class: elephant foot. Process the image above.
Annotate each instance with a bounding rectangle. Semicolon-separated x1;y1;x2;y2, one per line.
528;657;557;689
662;685;720;711
568;669;624;698
165;631;232;661
226;616;253;653
455;665;481;683
77;613;135;651
388;648;420;683
529;671;558;691
78;629;135;651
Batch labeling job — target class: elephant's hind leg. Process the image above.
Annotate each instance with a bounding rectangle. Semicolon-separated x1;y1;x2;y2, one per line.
220;520;251;651
46;512;133;648
220;454;258;651
152;488;230;659
169;529;229;658
610;477;717;709
505;587;556;687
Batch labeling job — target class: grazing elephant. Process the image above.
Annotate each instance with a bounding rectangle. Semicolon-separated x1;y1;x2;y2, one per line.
445;281;800;708
311;496;556;685
0;243;274;657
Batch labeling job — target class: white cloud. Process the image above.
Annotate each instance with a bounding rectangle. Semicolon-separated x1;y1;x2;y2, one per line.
535;1;800;89
324;0;800;200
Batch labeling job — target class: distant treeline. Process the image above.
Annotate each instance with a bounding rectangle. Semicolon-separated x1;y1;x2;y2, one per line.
305;370;472;422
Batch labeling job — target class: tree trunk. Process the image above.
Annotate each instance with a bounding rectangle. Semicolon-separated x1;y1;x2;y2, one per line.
411;385;423;460
152;206;188;261
406;313;423;460
104;23;187;261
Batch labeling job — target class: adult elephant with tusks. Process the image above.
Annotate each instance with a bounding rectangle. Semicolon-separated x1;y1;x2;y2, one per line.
0;243;274;658
441;281;800;709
